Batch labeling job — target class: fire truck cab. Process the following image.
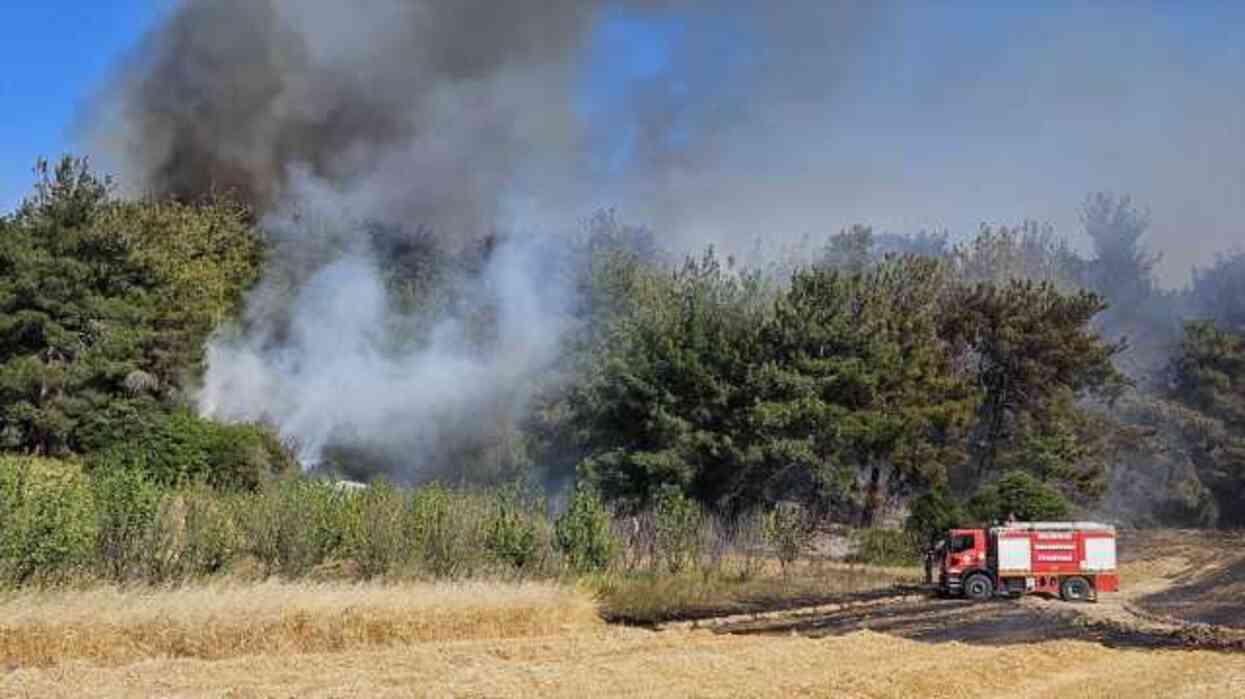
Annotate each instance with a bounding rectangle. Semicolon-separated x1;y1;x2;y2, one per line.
935;521;1118;602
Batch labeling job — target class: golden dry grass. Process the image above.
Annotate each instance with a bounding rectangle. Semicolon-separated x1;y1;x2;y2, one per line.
0;580;599;669
5;627;1244;698
4;533;1245;697
594;558;920;623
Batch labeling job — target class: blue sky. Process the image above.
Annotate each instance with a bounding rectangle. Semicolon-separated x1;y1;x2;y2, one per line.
0;1;173;210
0;1;1233;208
1;1;1241;284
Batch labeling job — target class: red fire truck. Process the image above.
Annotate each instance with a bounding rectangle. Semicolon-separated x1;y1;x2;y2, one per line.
933;521;1118;602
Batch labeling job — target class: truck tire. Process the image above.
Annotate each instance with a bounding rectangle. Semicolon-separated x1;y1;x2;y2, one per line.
1060;576;1092;603
964;573;994;601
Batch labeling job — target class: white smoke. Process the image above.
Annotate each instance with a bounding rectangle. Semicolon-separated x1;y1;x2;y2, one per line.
198;173;570;477
93;0;1245;485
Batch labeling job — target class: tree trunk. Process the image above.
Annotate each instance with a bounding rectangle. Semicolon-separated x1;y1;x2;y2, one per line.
860;465;882;527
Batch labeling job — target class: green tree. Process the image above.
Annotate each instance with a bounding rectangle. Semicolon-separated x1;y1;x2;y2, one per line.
905;486;964;549
0;157;277;479
574;249;769;509
967;470;1071;522
1165;321;1245;525
573;253;979;522
747;257;976;523
943;279;1125;496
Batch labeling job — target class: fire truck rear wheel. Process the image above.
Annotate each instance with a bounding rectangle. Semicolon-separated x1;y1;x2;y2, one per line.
1060;576;1092;603
964;574;993;601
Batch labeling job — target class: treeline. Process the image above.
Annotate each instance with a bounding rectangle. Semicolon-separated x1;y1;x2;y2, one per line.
549;203;1245;528
551;234;1124;529
2;157;1244;545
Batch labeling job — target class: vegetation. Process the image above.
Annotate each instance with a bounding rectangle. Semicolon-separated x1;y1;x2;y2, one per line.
847;528;921;567
0;460;918;630
567;241;1123;530
1164;321;1245;525
966;470;1072;522
0;158;289;485
554;484;617;573
2;157;1245;595
762;502;816;571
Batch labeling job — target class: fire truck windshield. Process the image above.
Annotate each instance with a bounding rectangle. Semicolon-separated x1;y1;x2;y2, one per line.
949;534;975;553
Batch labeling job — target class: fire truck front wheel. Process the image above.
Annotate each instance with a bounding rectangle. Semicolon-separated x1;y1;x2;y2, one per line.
1059;576;1093;603
963;573;994;601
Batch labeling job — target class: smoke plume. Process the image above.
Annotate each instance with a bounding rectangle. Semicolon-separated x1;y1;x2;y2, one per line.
92;1;1245;480
93;0;889;479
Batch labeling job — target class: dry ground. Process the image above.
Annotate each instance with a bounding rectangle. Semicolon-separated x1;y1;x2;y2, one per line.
1126;528;1245;627
708;526;1245;652
6;624;1244;698
4;531;1245;698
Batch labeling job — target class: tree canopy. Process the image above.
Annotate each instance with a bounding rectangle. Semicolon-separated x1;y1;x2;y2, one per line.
0;158;287;487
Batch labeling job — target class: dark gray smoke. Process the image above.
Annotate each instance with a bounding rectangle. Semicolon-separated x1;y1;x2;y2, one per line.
91;0;888;479
91;1;1245;481
97;0;886;233
95;2;1245;283
101;0;599;230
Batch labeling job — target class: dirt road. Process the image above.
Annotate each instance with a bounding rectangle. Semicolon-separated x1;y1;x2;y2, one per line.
694;528;1245;652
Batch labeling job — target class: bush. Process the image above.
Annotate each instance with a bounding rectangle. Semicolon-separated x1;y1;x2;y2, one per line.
484;484;548;573
144;483;240;583
968;470;1071;523
91;465;162;583
725;511;767;581
409;483;487;578
905;487;965;550
555;484;617;573
234;477;351;578
88;409;296;491
762;502;815;572
848;528;920;567
653;485;703;574
347;479;411;579
0;458;97;584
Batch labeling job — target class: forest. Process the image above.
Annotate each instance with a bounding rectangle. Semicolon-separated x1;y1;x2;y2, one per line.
1;157;1243;586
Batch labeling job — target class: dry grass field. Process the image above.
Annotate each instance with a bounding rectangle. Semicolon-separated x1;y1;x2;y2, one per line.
3;531;1245;698
0;581;598;669
5;617;1244;697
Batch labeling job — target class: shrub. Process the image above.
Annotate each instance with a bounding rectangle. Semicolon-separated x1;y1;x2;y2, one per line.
762;502;816;572
725;510;767;581
347;479;411;579
91;465;162;583
653;485;703;574
88;409;296;491
610;509;655;573
905;487;965;550
484;484;547;573
0;458;97;584
409;483;487;578
968;470;1071;523
144;483;240;583
234;477;350;577
848;528;920;567
555;484;617;573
